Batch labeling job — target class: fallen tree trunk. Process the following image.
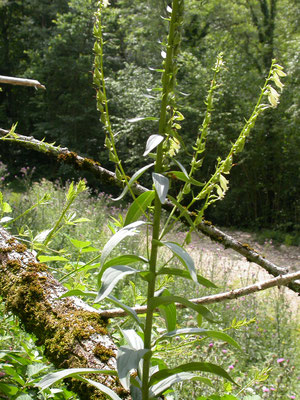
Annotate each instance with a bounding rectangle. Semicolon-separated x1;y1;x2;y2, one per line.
1;127;299;294
0;225;129;400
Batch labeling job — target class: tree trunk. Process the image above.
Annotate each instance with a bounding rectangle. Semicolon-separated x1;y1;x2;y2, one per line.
0;225;129;400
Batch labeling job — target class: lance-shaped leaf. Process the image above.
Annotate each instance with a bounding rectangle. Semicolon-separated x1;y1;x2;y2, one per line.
157;267;217;288
96;265;138;302
143;135;164;156
122;329;144;350
168;170;205;186
156;289;176;332
152;173;169;204
107;295;143;328
149;372;212;398
149;295;214;322
36;368;117;390
149;362;236;387
159;241;197;284
38;255;69;262
102;254;148;269
124;190;155;226
112;163;154;201
100;221;146;266
117;346;150;391
156;328;241;350
77;377;123;400
128;116;158;123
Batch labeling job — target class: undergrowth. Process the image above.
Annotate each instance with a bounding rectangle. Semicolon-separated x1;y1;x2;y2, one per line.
0;178;299;399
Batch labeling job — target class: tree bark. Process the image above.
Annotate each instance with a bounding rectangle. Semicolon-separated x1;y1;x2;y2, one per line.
1;127;299;294
0;225;129;400
0;75;46;90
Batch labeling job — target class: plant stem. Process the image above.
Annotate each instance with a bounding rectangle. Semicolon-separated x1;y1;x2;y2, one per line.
141;2;180;399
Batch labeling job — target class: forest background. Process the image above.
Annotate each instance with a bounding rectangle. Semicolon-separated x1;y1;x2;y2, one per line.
0;0;299;236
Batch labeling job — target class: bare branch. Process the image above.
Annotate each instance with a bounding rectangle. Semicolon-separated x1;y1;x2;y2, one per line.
0;127;299;294
99;270;300;318
0;75;46;90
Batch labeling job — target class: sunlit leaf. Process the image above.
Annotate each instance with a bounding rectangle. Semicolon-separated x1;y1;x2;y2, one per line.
69;238;91;249
107;295;143;327
149;362;236;387
168;171;204;186
122;329;144;350
152;173;169;204
117;346;150;391
157;267;217;288
143;135;164;156
149;295;214;322
128;116;158;123
149;372;212;398
77;377;123;400
38;255;69;262
124;190;155;226
160;241;197;284
100;221;146;265
112;163;154;201
36;368;117;390
156;289;176;331
96;265;138;302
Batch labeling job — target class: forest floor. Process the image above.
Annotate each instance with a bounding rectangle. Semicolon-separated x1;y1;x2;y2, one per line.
185;228;300;311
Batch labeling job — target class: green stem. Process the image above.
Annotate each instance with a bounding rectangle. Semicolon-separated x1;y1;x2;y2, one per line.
141;2;180;399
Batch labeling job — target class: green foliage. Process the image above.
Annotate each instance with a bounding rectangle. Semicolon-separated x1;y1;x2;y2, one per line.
31;1;290;399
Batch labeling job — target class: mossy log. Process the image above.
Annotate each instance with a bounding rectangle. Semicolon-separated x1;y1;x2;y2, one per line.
0;226;129;400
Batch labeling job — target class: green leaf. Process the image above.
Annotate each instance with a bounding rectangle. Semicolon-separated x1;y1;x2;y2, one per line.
26;363;49;378
168;171;204;186
122;329;144;350
3;366;25;385
2;202;12;213
117;346;150;391
36;368;117;390
0;383;19;396
38;255;69;262
124;191;155;226
152;173;169;204
149;362;236;387
100;221;146;265
157;289;176;332
113;163;154;201
107;295;143;327
157;267;217;288
143;135;164;156
149;295;214;322
15;394;34;400
95;265;138;302
156;328;241;350
69;238;91;249
103;254;148;269
150;373;212;398
128;116;158;123
160;241;197;284
71;377;123;400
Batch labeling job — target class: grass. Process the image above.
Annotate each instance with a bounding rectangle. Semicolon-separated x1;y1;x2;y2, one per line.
0;176;299;400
